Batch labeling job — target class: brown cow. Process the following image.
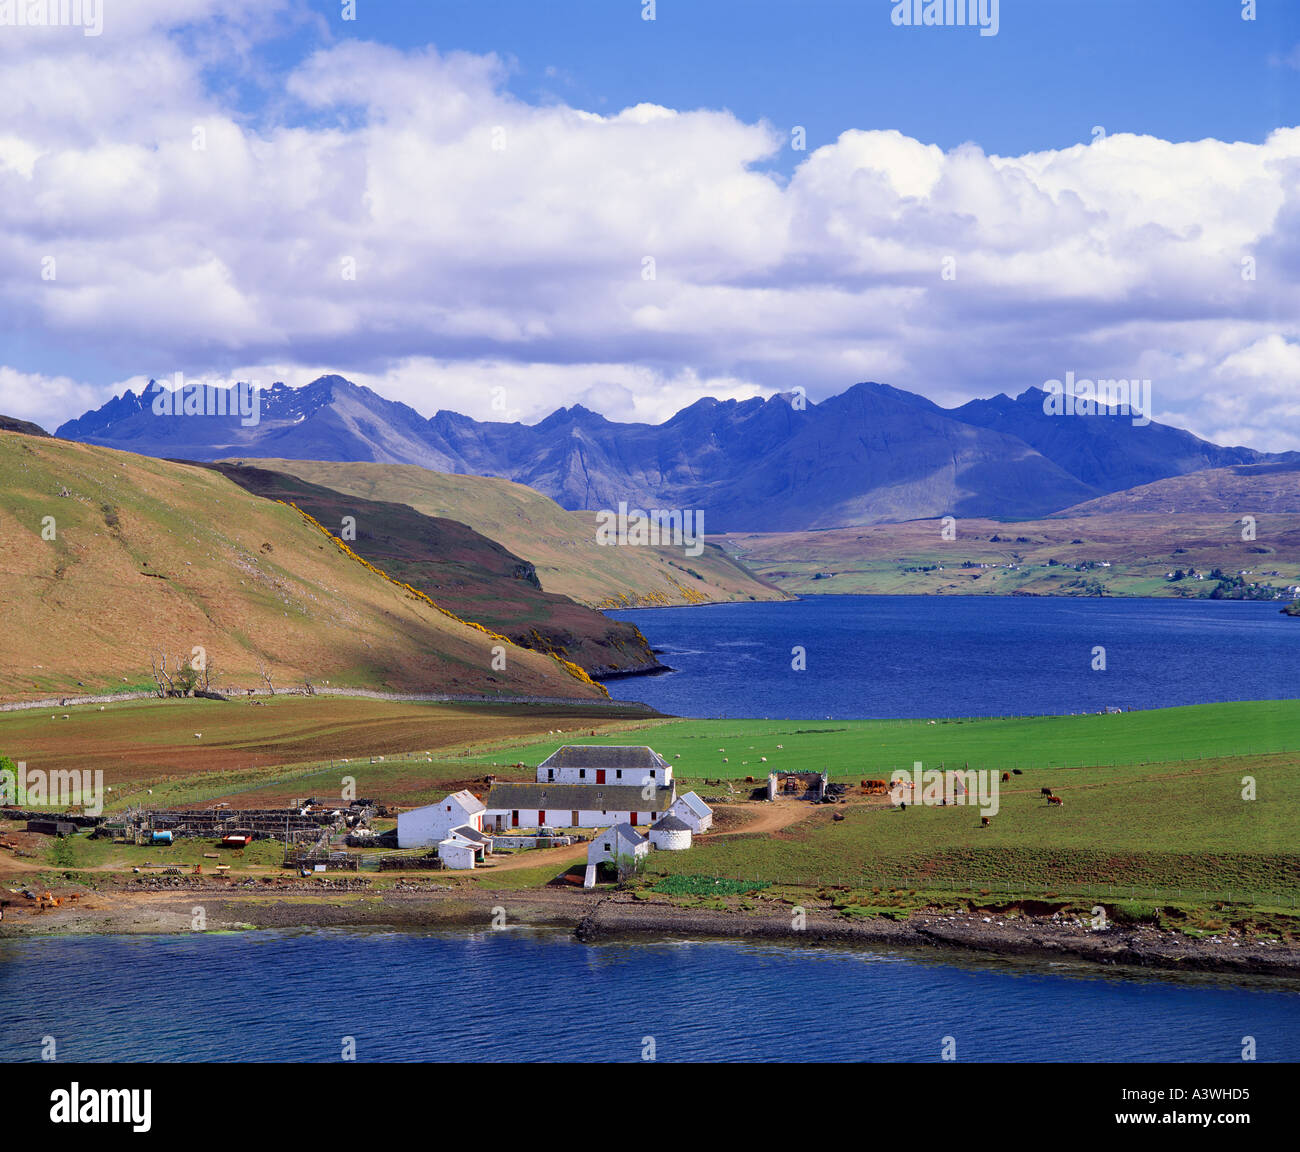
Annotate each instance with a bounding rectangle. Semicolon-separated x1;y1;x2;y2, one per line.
1047;794;1064;806
1001;771;1010;783
1041;787;1055;797
980;816;990;827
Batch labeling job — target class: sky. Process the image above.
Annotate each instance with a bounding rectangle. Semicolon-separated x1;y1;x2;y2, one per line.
0;0;1298;447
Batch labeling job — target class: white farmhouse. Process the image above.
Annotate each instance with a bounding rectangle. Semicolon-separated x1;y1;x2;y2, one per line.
536;745;673;788
397;789;486;849
669;791;713;833
648;814;692;851
483;781;675;832
584;822;650;886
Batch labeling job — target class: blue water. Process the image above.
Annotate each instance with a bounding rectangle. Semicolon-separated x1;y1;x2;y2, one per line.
1;929;1296;1062
605;596;1300;718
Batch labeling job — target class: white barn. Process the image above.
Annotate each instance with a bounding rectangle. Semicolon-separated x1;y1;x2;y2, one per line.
648;814;692;851
536;745;673;789
669;791;713;833
398;790;486;849
483;781;675;832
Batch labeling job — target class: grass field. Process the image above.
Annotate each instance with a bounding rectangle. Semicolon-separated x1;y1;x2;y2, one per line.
459;699;1300;781
642;751;1296;893
0;694;657;809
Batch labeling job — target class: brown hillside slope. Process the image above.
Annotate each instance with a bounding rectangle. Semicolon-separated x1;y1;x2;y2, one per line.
0;432;607;703
233;459;789;609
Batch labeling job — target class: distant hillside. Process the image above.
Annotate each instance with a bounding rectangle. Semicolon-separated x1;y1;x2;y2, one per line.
0;415;50;437
230;458;787;609
197;461;666;677
0;432;609;703
56;376;1294;530
1057;461;1300;516
720;513;1300;600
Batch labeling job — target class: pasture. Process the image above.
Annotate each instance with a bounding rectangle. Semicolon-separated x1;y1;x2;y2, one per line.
458;699;1300;781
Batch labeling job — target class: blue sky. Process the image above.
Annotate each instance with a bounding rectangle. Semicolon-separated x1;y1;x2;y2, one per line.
278;0;1299;159
1;0;1298;447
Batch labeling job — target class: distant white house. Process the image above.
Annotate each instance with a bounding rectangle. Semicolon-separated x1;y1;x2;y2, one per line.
398;790;486;849
536;745;673;788
669;791;713;833
648;814;692;851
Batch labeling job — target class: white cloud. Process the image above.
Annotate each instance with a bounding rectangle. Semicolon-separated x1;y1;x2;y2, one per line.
0;16;1296;449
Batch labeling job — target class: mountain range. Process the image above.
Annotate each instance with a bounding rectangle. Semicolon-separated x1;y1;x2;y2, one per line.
55;376;1293;530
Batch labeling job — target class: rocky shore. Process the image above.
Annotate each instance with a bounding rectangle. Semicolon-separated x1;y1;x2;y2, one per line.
3;879;1297;980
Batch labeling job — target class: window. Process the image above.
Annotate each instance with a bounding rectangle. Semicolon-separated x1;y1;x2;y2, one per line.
616;770;622;779
580;769;586;779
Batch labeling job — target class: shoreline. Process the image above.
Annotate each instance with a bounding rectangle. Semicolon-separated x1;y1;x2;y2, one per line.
4;881;1297;981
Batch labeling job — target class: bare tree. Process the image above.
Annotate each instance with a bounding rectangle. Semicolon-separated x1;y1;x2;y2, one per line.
257;660;276;696
150;651;175;697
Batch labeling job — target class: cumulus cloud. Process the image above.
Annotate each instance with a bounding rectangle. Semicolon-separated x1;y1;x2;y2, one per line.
0;13;1295;450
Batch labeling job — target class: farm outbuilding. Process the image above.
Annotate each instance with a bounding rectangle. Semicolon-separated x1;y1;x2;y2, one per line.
767;771;829;802
648;814;692;851
398;790;487;849
668;791;713;832
26;819;76;837
585;822;649;885
437;839;478;870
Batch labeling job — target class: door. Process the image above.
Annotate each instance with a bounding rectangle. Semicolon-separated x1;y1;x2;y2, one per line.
538;810;546;826
511;810;519;828
571;810;579;827
596;770;606;784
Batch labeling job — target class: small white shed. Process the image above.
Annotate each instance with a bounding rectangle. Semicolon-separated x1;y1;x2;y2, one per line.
669;791;713;832
438;839;478;870
587;822;649;880
648;814;692;851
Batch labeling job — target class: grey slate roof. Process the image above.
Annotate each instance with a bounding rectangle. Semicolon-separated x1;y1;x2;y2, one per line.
449;824;489;843
537;745;670;771
603;822;647;845
650;814;691;832
485;781;675;813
